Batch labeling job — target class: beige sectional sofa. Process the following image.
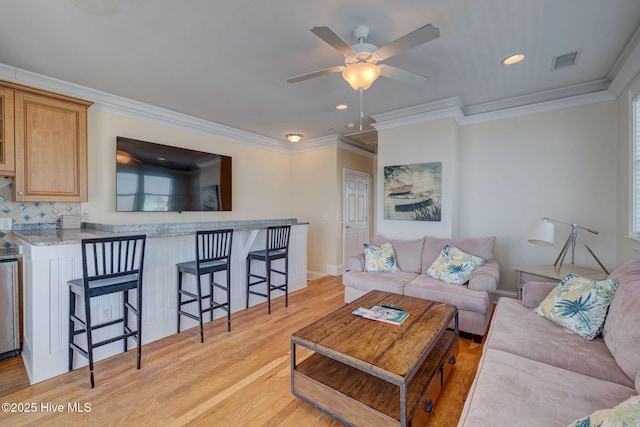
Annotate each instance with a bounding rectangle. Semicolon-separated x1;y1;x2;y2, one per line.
458;256;640;426
343;234;500;339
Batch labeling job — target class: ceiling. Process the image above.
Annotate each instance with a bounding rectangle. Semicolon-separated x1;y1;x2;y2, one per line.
1;1;639;153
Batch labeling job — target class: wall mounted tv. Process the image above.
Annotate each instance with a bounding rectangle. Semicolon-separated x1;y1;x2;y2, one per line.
116;137;232;212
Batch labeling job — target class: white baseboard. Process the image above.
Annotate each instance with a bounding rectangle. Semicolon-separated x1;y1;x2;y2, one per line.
306;265;343;279
326;264;344;276
307;271;326;280
493;289;518;303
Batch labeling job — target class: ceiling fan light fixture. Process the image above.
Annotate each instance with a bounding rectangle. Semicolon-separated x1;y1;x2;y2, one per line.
286;133;303;143
342;62;381;91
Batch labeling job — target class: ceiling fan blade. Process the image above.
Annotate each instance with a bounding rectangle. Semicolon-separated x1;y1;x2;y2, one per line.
375;24;440;61
379;65;429;86
287;66;345;83
310;26;356;56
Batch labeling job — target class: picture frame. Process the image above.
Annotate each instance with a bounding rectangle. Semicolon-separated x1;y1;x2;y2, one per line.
383;162;442;221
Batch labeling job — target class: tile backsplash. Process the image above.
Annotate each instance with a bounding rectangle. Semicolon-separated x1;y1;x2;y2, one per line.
0;177;81;248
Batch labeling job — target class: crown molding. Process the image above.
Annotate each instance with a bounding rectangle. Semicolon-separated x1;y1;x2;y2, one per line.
461;90;615;125
463;79;610;116
372;97;465;130
0;54;634;157
371;82;615;131
0;63;293;154
607;25;640;98
285;134;376;158
337;139;377;158
288;134;340;153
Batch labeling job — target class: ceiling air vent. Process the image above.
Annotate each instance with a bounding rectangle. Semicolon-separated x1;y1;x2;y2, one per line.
552;50;580;70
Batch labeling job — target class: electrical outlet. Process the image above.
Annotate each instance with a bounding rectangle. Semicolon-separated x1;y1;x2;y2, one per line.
0;218;12;230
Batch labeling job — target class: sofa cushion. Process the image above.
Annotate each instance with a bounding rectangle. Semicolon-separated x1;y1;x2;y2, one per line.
404;274;490;314
421;236;495;272
342;270;418;295
603;256;640;382
426;244;485;285
363;243;400;272
373;235;425;274
533;274;618;340
457;348;637;427
567;395;640;427
486;298;634;387
521;281;558;309
346;253;365;272
468;261;500;292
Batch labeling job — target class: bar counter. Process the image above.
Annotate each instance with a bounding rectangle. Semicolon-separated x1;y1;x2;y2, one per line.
12;218;305;246
13;219;308;384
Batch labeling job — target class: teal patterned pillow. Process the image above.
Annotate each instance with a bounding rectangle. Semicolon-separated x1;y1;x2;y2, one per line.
567;395;640;427
533;274;618;340
363;243;400;273
425;244;485;285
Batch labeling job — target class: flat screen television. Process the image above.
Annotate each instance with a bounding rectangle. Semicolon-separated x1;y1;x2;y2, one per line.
116;137;232;212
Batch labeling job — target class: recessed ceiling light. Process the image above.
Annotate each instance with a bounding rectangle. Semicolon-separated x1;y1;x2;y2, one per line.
336;104;348;110
502;54;525;65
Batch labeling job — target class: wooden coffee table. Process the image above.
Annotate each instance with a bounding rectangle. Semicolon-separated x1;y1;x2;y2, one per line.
291;290;459;427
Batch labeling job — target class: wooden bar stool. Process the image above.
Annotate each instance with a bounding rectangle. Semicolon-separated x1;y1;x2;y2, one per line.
68;234;146;388
177;229;233;342
246;225;291;314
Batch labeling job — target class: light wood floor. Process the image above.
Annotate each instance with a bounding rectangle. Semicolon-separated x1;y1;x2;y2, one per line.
0;276;483;426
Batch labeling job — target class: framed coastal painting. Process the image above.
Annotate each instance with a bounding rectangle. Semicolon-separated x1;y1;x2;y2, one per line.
383;162;442;221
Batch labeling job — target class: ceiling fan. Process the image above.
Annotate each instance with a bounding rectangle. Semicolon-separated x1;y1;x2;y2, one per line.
287;24;440;91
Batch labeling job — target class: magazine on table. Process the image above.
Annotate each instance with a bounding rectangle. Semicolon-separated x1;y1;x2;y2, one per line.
352;305;409;325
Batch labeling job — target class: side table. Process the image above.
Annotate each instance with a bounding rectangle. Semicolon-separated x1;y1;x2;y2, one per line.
512;264;608;299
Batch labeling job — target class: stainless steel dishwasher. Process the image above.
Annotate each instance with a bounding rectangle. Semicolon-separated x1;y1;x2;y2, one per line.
0;260;19;360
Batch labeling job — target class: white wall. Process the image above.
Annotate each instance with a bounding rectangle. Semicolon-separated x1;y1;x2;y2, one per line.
460;101;618;293
84;109;377;279
84;110;294;224
376;101;619;294
376;118;460;239
290;147;338;276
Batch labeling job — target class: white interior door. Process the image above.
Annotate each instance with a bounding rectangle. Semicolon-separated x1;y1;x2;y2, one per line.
344;169;370;265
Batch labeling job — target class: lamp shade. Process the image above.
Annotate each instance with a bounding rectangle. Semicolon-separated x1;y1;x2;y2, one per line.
342;62;381;91
528;220;554;246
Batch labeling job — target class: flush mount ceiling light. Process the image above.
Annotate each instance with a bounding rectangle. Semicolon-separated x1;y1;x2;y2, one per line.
286;133;303;143
502;54;525;65
336;104;348;110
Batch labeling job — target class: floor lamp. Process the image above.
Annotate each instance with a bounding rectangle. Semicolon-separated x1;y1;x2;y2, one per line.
528;217;609;275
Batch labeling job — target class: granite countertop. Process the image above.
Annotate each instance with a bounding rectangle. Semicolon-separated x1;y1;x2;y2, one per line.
0;248;21;260
11;219;307;247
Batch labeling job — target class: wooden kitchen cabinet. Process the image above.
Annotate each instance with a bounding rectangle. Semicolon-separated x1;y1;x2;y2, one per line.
0;87;15;175
6;82;92;202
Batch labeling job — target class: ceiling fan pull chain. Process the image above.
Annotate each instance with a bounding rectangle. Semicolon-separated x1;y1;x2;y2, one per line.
359;87;364;131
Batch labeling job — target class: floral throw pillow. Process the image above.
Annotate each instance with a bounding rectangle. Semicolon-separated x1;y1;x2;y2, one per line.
533;274;618;340
363;243;400;273
566;394;640;427
425;244;485;285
